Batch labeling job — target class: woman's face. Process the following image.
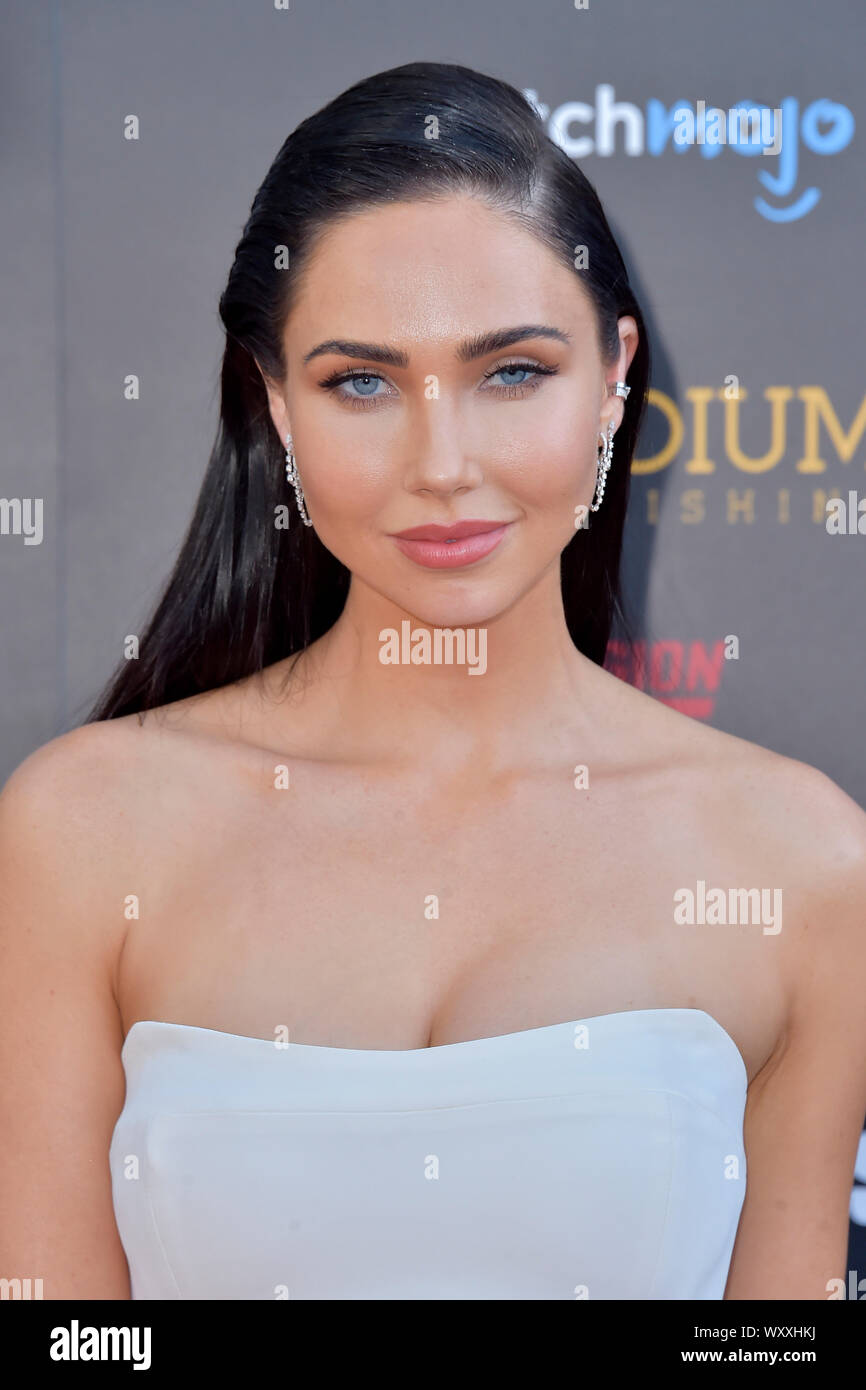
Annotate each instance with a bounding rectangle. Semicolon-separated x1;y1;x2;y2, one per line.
265;194;638;629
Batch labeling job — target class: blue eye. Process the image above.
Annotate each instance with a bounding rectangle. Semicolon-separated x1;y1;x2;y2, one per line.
319;359;557;410
489;365;533;387
483;361;559;395
341;373;385;398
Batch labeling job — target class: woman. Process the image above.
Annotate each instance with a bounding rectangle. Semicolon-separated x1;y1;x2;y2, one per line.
1;61;865;1302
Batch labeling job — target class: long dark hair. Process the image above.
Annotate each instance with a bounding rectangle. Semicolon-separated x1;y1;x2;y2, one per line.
87;60;650;722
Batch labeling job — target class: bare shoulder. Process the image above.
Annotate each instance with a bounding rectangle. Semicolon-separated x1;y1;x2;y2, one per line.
678;697;866;899
721;734;866;965
0;725;146;970
600;661;866;933
685;697;866;862
1;677;258;824
1;719;145;860
602;661;866;853
2;715;149;794
613;667;866;981
0;716;167;855
0;700;225;910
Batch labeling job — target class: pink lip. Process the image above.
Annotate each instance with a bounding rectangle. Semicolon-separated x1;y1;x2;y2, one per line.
392;519;508;540
391;522;511;569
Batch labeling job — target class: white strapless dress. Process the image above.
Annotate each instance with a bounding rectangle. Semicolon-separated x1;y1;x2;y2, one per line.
109;1007;747;1300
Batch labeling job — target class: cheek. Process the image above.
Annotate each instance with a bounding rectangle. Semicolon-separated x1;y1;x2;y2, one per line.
498;409;598;510
300;442;392;519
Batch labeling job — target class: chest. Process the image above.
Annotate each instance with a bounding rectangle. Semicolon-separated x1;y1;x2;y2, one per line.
117;761;783;1078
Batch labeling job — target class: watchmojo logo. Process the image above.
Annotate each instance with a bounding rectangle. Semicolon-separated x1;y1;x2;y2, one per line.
524;85;855;222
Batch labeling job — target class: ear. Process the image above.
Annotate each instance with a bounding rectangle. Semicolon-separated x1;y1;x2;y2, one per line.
254;358;292;446
601;315;640;433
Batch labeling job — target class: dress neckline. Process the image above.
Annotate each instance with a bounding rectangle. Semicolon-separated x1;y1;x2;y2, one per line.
121;1007;749;1085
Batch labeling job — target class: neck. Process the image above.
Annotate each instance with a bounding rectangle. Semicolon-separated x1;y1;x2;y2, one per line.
284;566;605;773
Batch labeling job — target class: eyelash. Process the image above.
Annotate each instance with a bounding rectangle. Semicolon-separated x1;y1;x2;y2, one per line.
317;360;559;410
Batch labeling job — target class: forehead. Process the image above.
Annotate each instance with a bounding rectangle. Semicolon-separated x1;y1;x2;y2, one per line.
285;195;596;347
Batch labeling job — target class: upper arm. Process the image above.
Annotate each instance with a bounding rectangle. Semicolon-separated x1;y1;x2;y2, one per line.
0;728;132;1299
724;768;866;1300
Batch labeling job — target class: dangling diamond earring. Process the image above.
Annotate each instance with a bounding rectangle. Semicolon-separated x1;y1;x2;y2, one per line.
285;433;313;527
590;420;615;512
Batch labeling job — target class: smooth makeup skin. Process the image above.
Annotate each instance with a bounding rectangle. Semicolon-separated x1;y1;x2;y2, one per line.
264;195;631;641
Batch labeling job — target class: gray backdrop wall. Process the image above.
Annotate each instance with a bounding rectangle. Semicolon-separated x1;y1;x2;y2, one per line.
2;0;865;1279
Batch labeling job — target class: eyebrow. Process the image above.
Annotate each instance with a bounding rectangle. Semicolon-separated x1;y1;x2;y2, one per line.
302;324;572;368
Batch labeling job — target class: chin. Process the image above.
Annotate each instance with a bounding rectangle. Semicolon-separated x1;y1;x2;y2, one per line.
394;589;511;631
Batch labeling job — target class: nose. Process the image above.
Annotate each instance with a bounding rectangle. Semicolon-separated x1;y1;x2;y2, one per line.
401;397;485;499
